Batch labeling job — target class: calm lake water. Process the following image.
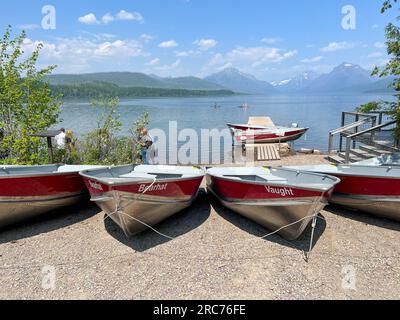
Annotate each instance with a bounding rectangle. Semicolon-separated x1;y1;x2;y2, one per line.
59;94;392;163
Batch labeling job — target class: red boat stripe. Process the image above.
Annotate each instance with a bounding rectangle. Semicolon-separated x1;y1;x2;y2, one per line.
83;176;203;198
331;174;400;196
209;176;328;200
0;173;87;197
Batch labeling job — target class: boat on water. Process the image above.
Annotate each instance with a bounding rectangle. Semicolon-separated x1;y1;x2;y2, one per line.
0;165;103;228
286;161;400;221
206;167;340;240
238;103;250;109
80;165;204;237
230;126;309;144
227;116;309;144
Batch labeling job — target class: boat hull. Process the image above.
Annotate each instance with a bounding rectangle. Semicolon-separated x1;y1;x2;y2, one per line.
285;165;400;221
0;171;89;228
82;174;203;237
0;193;87;227
207;174;333;240
233;128;309;144
328;173;400;221
227;123;268;131
209;189;326;240
330;193;400;221
92;192;197;237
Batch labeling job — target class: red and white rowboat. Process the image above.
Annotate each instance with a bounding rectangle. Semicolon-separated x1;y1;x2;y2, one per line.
80;165;204;237
286;161;400;221
0;165;103;228
227;124;309;144
206;167;340;240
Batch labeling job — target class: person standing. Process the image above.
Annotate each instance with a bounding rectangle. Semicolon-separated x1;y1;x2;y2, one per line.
55;128;66;149
139;128;153;165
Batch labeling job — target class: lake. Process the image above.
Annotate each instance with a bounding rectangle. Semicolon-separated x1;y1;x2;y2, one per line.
59;94;392;163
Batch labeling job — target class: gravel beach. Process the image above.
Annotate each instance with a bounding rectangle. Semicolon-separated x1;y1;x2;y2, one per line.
0;155;399;300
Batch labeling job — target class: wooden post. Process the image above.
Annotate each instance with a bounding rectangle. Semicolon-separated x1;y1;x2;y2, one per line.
353;114;359;149
47;137;54;163
339;112;345;152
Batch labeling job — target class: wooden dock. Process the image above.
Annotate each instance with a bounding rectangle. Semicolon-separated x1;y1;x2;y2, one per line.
246;143;282;161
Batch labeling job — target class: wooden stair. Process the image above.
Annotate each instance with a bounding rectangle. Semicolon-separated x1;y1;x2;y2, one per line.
328;144;398;164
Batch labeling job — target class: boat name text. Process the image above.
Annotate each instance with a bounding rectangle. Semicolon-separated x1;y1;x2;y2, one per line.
88;180;103;191
265;186;294;197
138;183;168;193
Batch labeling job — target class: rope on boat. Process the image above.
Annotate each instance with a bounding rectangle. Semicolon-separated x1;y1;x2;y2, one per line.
102;181;326;260
103;177;178;240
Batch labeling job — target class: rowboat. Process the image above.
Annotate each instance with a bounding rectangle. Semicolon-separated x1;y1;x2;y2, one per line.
231;126;309;144
80;165;204;237
286;162;400;221
0;165;103;228
206;167;340;240
227;121;309;144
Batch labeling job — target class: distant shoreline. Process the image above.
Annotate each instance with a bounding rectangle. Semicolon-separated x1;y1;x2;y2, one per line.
51;83;237;100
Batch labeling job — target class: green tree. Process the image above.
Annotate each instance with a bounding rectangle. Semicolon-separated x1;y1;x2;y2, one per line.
357;0;400;144
80;96;122;164
0;26;62;164
79;96;151;165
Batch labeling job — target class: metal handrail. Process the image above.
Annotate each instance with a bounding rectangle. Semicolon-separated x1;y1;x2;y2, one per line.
344;120;398;163
329;118;373;135
348;120;397;139
328;116;376;153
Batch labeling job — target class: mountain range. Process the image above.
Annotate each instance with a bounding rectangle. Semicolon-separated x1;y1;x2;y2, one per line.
46;63;395;96
204;67;276;94
46;72;226;91
269;63;394;94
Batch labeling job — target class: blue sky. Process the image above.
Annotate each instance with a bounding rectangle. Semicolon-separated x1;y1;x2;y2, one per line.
0;0;395;81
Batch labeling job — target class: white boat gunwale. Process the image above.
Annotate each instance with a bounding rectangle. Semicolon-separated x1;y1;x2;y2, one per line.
0;164;103;179
79;164;205;187
207;167;341;192
288;164;400;179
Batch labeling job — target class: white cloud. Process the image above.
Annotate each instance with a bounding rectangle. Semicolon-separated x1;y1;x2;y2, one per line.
101;13;114;25
193;39;218;51
367;51;383;58
261;37;281;45
153;60;181;72
18;24;41;30
78;10;143;25
116;10;143;22
232;47;296;63
175;50;199;57
78;13;99;25
141;34;154;42
372;24;379;29
374;41;385;48
146;58;160;66
207;46;297;70
158;40;178;48
320;41;357;52
20;37;146;73
301;56;323;63
94;40;143;57
306;44;315;48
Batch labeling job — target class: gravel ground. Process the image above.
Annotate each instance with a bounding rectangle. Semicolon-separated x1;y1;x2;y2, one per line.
0;155;399;300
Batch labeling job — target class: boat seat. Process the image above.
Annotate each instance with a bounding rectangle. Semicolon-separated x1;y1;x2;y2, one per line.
248;117;275;127
119;173;158;179
223;174;287;183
